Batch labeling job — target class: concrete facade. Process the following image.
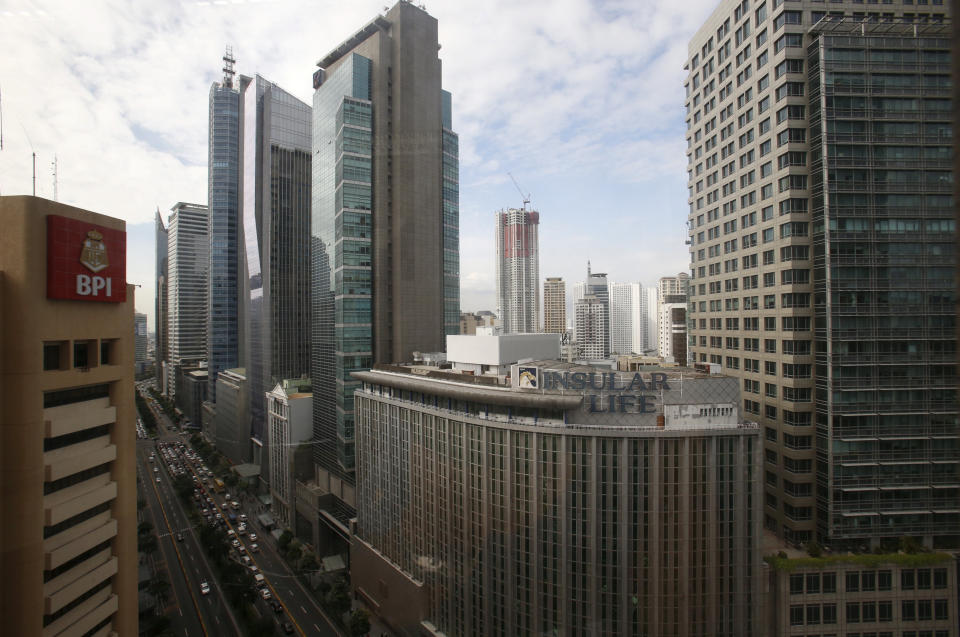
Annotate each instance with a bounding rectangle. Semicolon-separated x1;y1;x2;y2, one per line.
266;379;313;529
446;333;560;376
494;208;540;333
352;361;762;636
542;276;566;334
0;196;137;637
213;367;249;466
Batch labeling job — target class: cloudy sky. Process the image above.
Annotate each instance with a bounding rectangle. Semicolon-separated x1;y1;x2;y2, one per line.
0;0;719;326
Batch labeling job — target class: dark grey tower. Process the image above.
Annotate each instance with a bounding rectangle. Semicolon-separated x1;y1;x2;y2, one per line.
310;1;459;537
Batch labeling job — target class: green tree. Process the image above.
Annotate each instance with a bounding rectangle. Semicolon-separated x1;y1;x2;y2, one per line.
278;529;293;552
348;608;370;637
286;545;302;563
299;552;319;574
148;576;171;606
139;534;158;556
138;520;154;536
327;581;352;617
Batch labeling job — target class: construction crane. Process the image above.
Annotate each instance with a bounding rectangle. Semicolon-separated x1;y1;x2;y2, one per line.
507;172;531;210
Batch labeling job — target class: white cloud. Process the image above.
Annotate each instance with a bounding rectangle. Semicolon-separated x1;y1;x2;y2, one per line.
2;0;719;324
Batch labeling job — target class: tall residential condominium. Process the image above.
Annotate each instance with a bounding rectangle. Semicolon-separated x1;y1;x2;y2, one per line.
609;281;634;354
630;283;658;355
573;262;611;355
0;196;138;636
542;276;566;334
574;294;608;360
657;273;689;363
166;202;209;401
494;207;540;332
241;74;312;477
154;209;168;386
352;357;762;636
134;312;147;363
685;1;954;548
310;1;459;533
207;48;242;401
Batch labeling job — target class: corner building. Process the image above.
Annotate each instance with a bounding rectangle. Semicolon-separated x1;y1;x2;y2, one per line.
352;361;762;636
684;1;955;548
310;1;459;537
0;196;137;636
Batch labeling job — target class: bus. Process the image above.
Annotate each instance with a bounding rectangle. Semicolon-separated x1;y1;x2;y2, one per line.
213;478;225;493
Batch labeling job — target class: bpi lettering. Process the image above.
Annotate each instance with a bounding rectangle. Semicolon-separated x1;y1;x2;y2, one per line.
76;274;112;297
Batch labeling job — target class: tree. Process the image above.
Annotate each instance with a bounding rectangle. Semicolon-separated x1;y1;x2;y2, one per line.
327;581;352;617
148;576;171;606
299;552;319;574
278;529;293;552
286;545;302;563
139;534;158;556
138;520;154;536
348;609;371;637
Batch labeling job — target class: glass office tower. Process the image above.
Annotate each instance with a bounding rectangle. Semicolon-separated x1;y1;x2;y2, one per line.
242;75;312;476
311;2;459;531
207;50;241;401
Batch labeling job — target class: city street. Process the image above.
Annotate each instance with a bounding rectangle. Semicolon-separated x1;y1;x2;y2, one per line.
138;384;342;636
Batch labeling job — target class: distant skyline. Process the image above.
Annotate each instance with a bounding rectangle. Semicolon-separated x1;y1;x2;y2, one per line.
0;0;721;326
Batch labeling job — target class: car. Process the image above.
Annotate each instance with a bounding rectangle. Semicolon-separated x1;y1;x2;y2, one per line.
200;581;211;595
248;533;257;542
270;600;283;613
153;467;159;473
237;545;246;554
249;543;259;553
227;529;234;536
156;477;161;483
240;514;248;522
282;621;294;634
260;588;272;601
231;539;240;548
176;532;184;542
231;500;240;508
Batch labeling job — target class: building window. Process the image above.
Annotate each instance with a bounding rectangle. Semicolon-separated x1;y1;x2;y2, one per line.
100;339;116;366
43;341;67;371
73;340;94;368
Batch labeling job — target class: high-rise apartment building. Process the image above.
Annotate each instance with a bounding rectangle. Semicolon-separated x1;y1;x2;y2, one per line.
629;283;658;355
658;273;689;363
166;202;209;401
609;281;634;354
685;1;954;548
543;276;566;334
154;209;168;386
207;48;242;402
134;312;147;363
494;207;539;333
352;359;762;636
310;1;459;534
0;196;137;636
574;294;608;360
241;74;312;478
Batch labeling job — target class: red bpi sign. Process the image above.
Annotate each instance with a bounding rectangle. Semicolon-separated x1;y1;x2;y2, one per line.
47;214;127;303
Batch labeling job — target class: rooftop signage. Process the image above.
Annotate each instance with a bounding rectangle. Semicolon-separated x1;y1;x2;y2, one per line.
520;367;673;414
47;214;127;303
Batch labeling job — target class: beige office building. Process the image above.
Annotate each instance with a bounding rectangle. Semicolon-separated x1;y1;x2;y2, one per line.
0;196;137;636
685;1;954;548
543;276;566;334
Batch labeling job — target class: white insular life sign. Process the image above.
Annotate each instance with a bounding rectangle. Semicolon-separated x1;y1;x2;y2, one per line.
76;274;113;297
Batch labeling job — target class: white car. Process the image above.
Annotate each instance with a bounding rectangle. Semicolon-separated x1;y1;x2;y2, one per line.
248;533;257;542
231;539;240;548
250;543;259;553
200;581;211;595
260;588;272;601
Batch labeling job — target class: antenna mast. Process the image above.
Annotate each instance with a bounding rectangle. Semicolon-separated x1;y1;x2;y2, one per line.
51;155;58;201
507;172;531;210
32;152;36;196
222;46;236;88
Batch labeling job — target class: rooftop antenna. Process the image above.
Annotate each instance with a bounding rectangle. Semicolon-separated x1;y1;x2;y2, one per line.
222;46;236;89
51;154;58;201
507;172;531;210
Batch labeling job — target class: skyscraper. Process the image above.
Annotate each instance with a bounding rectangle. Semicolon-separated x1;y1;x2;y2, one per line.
543;276;566;334
154;209;168;386
134;312;147;363
657;273;688;364
609;281;634;354
166;202;208;401
629;282;658;355
585;262;610;356
241;74;312;476
0;196;138;636
310;1;459;532
574;294;607;360
685;1;955;548
494;207;540;333
207;48;241;402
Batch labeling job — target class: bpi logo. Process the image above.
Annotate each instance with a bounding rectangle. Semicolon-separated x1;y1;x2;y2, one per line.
47;215;126;303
